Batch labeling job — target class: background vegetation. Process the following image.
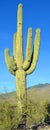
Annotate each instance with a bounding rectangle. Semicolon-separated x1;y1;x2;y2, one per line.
0;84;50;130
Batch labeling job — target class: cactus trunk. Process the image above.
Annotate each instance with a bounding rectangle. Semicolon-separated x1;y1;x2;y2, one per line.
16;70;26;113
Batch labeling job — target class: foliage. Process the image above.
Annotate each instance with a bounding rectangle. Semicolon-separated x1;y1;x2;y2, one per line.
27;98;48;125
0;96;50;130
0;101;23;130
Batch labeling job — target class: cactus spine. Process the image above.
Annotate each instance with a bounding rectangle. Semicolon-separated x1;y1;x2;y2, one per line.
4;4;41;114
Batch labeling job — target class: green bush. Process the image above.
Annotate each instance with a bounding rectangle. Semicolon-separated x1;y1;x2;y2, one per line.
0;101;23;130
27;98;50;125
0;97;50;130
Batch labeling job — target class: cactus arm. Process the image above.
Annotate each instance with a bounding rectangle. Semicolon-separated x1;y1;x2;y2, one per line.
23;28;32;70
4;48;17;75
26;29;40;75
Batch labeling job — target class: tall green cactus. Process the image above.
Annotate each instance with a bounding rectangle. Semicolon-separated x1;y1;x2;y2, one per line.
4;4;41;113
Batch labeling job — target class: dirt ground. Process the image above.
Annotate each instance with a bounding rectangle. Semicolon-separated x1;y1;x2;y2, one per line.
38;125;50;130
30;125;50;130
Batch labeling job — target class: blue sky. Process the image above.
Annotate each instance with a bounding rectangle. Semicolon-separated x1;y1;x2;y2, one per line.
0;0;50;93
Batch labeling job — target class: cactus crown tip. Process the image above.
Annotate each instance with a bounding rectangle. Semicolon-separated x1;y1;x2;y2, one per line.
28;28;32;31
18;3;22;7
28;28;32;36
5;48;9;52
36;28;41;33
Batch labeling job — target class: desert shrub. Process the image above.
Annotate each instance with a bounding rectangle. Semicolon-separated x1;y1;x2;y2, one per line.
0;101;23;130
0;102;11;130
27;98;50;125
44;102;50;123
0;94;50;129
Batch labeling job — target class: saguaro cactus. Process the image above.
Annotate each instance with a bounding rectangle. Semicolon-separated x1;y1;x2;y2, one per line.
4;4;41;113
